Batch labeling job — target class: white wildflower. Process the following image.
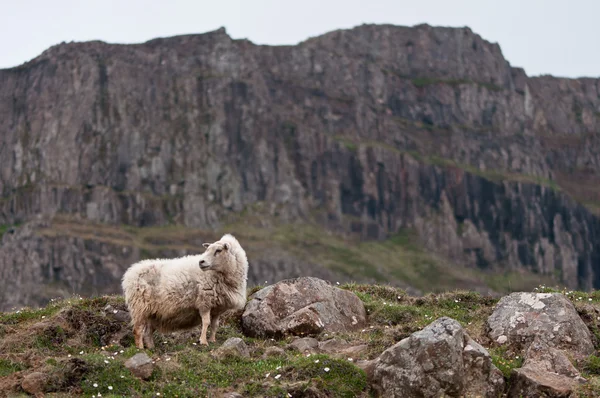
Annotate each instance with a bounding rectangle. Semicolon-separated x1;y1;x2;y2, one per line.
93;383;98;388
324;367;330;372
315;359;319;363
108;386;113;391
275;374;281;379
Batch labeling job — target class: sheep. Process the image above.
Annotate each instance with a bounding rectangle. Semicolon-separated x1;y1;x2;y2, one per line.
121;233;248;348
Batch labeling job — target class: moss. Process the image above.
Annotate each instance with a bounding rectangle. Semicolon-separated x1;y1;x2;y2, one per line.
333;135;358;151
411;77;503;91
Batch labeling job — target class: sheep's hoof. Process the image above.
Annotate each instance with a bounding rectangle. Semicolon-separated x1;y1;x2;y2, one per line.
200;340;209;346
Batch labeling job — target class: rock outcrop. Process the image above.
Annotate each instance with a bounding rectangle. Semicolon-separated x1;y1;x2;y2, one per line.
1;23;599;309
241;277;367;338
371;316;505;398
488;292;594;397
487;292;594;358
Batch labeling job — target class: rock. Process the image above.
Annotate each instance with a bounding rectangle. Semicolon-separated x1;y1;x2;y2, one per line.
524;337;582;378
2;24;600;312
262;346;286;358
318;338;350;353
241;277;367;338
21;372;49;397
487;292;594;359
371;317;504;398
212;337;250;359
104;304;131;323
508;367;584;397
356;359;378;381
289;337;319;353
124;353;155;380
506;337;587;397
340;344;369;357
220;393;244;398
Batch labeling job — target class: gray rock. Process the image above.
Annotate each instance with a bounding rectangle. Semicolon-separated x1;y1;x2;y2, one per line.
21;372;49;397
212;337;250;359
487;292;594;359
104;304;131;323
506;337;587;397
508;367;585;398
124;353;154;380
289;337;319;353
241;277;367;338
262;346;286;358
318;338;350;353
372;317;504;398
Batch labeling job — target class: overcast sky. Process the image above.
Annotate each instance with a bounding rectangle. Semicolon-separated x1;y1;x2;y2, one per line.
1;0;598;78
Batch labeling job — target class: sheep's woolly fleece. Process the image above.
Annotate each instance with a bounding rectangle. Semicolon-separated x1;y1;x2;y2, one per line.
121;234;248;348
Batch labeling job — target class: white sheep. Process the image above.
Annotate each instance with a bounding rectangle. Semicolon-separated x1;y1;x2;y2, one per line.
121;233;248;348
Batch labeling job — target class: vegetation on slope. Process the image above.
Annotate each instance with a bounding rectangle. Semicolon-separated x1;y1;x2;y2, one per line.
2;283;600;396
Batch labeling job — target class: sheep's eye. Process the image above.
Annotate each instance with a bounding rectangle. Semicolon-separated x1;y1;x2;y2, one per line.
215;249;222;254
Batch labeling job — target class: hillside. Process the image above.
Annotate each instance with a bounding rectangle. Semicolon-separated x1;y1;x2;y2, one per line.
1;282;600;397
1;24;600;310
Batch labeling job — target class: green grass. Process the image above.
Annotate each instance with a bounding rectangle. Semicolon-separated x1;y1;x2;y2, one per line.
411;77;503;91
0;358;26;377
489;346;524;379
333;135;358;151
5;284;600;396
0;223;21;240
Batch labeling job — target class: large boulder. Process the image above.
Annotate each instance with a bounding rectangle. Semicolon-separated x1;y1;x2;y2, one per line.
371;317;504;398
241;277;367;338
487;292;594;359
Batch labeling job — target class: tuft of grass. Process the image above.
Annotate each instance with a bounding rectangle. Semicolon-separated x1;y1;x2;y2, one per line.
584;355;600;375
0;358;26;377
489;346;524;379
333;135;358;151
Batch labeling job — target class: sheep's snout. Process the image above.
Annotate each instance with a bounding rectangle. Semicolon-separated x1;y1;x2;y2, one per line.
199;259;210;270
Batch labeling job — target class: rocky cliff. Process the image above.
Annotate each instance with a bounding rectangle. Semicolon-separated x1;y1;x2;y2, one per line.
1;24;599;310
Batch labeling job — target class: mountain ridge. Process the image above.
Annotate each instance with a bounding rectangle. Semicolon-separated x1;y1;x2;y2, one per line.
0;23;599;310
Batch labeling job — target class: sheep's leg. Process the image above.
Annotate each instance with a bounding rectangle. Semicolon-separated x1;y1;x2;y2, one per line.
133;323;145;349
143;323;155;349
208;314;221;343
199;310;211;346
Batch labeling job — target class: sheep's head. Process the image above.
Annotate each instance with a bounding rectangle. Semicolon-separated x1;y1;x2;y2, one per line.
198;241;231;271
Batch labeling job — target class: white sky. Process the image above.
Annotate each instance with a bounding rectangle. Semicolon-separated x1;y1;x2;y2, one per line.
1;0;598;78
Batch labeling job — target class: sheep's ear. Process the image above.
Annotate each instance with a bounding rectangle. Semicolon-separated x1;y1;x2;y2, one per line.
202;243;211;248
223;242;230;251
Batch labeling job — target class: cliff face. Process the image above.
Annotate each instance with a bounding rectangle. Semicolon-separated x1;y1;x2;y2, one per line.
1;24;599;310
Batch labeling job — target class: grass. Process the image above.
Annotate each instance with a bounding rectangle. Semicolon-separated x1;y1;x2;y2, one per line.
325;135;562;193
411;77;504;92
0;359;25;377
30;212;561;302
4;284;600;396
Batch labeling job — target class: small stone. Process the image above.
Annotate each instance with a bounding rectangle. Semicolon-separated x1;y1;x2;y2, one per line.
22;372;49;396
124;353;154;380
263;346;286;358
289;337;319;353
211;337;250;359
496;335;508;344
